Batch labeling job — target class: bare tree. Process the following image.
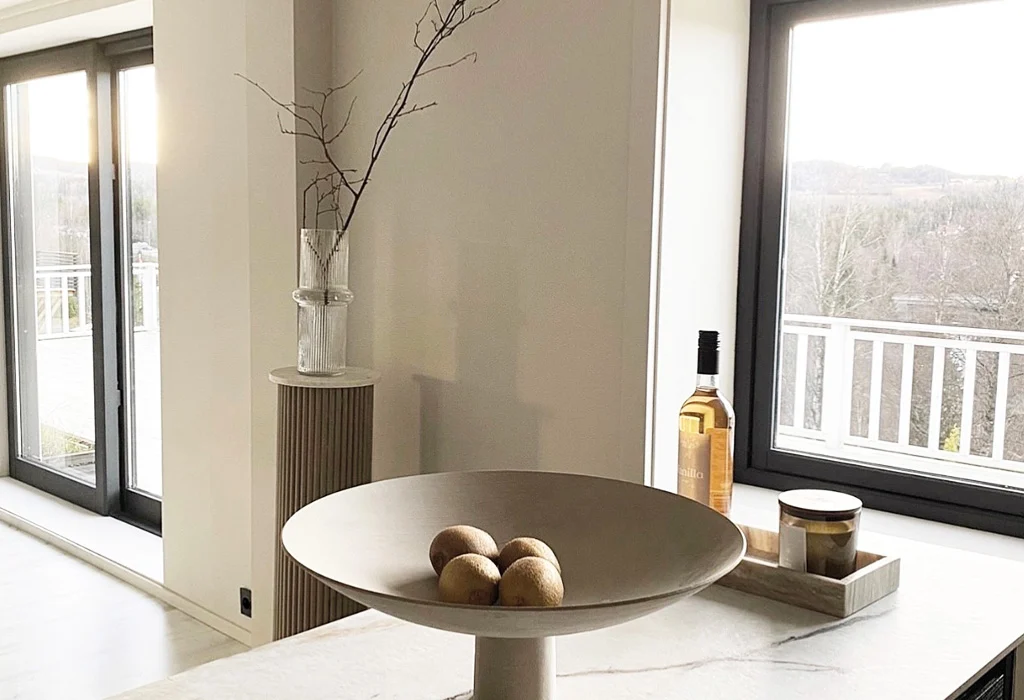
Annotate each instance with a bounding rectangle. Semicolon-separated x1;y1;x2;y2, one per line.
784;163;1024;463
786;193;898;318
784;191;900;430
955;180;1024;330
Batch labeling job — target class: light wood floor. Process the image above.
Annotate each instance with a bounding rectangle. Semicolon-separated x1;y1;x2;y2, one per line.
0;521;247;699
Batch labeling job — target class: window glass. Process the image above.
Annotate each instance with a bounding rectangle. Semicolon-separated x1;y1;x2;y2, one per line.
774;0;1024;489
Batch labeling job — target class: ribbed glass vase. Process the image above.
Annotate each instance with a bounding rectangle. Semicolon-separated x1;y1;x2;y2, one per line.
294;229;353;376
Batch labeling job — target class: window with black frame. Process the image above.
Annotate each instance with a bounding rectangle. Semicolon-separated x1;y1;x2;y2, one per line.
0;30;161;532
736;0;1024;535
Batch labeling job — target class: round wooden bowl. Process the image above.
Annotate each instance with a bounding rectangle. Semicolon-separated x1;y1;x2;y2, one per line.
283;471;745;700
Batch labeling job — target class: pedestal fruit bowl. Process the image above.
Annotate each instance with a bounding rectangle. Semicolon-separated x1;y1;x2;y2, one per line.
283;470;745;700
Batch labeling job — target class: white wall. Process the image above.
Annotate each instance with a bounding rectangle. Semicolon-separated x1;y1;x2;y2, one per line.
332;0;665;484
245;0;336;648
0;0;673;645
154;0;667;642
650;0;750;491
155;0;297;641
0;0;739;644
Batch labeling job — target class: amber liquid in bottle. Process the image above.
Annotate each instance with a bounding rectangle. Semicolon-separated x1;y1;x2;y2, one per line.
678;331;735;517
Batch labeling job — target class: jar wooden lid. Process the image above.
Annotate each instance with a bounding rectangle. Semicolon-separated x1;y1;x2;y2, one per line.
779;489;862;522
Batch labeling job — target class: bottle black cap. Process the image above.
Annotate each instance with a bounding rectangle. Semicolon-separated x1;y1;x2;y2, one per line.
698;330;720;350
697;330;720;375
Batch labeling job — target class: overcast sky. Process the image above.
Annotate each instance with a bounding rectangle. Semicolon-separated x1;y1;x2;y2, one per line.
788;0;1024;177
12;2;1024;178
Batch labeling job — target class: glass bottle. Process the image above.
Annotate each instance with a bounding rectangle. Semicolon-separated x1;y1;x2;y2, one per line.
678;331;735;516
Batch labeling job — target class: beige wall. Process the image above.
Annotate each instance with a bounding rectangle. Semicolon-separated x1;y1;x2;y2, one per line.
245;0;336;648
155;0;666;639
333;0;664;484
0;0;737;642
0;0;674;646
650;0;750;491
155;0;297;641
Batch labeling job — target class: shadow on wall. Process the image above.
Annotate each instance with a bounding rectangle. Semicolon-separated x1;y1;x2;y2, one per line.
415;240;541;474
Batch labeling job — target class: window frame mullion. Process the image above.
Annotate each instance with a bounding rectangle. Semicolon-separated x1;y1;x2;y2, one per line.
87;42;121;516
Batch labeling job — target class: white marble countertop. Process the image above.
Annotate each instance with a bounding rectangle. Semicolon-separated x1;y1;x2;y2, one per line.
116;529;1024;700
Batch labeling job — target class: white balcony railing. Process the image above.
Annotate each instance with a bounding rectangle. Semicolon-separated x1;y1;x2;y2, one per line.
778;314;1024;473
36;263;159;339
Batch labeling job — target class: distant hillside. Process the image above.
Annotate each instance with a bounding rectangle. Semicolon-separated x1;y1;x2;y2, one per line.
789;160;1000;195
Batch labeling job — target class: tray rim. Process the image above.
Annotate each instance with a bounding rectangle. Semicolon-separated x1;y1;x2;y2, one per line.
717;524;902;618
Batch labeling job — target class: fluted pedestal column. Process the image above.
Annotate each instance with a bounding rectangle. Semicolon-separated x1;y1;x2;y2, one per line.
270;367;381;640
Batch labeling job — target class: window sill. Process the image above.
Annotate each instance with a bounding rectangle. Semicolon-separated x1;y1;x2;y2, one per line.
733;483;1024;563
0;476;162;582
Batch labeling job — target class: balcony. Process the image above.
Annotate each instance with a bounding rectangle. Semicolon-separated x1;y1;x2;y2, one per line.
777;314;1024;489
31;263;161;495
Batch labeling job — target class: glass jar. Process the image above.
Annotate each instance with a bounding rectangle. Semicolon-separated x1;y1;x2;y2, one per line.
294;229;353;376
778;490;862;579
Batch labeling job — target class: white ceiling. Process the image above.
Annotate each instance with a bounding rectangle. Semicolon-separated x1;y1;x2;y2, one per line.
0;0;95;18
0;0;147;30
0;0;151;58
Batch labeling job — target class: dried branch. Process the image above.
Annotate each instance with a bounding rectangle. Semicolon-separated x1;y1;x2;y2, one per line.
239;0;504;272
326;96;359;145
301;171;337;230
396;102;439;119
342;0;504;231
421;52;478;77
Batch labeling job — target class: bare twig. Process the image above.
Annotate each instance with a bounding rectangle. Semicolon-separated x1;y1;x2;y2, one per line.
301;171;337;230
342;0;504;231
421;52;478;77
240;0;504;274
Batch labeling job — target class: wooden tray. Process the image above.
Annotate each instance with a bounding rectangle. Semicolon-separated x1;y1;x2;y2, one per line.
716;525;901;618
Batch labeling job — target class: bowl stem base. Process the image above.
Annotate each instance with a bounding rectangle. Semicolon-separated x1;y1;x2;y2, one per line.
473;636;556;700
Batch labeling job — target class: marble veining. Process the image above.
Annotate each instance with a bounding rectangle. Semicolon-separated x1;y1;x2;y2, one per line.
561;655;844;679
768;608;895;647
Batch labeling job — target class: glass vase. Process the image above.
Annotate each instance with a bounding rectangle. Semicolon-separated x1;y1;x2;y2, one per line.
294;229;353;376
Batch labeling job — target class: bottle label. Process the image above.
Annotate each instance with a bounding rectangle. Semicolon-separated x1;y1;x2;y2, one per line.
779;522;808;572
678;431;711;506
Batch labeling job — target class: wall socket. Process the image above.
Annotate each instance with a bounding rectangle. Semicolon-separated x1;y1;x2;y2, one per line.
239;587;252;618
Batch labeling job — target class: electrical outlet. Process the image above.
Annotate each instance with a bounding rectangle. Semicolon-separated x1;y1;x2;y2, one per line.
239;587;252;618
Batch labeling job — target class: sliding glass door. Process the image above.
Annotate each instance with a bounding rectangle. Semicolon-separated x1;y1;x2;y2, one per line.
0;33;159;531
114;59;162;521
6;70;97;487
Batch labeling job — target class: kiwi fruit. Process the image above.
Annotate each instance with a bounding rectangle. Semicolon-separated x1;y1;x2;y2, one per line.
429;525;499;576
438;554;501;606
497;537;560;573
499;556;564;607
